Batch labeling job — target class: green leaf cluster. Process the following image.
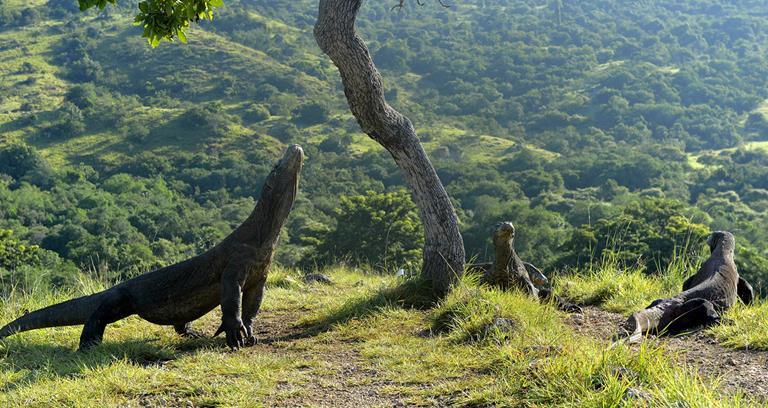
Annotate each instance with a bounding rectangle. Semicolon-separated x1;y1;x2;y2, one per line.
0;229;40;271
78;0;224;46
557;198;710;273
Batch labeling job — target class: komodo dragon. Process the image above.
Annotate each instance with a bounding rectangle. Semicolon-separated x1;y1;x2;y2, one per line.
0;145;304;351
469;222;581;312
620;231;754;342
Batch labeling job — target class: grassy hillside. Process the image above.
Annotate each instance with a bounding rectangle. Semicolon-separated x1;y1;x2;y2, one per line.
3;1;768;405
0;266;763;407
1;0;768;322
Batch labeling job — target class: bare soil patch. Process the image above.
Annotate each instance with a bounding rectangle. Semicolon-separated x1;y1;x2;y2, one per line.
240;310;406;408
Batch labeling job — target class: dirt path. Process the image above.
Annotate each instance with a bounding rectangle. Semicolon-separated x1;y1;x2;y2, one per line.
209;304;768;406
566;307;768;401
243;310;405;408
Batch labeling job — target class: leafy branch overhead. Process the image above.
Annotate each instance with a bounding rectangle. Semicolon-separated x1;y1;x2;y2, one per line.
77;0;224;46
77;0;449;46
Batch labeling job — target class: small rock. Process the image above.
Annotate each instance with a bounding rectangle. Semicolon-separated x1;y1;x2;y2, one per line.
610;366;638;381
482;317;517;340
624;387;653;403
490;317;516;331
303;273;333;284
569;314;585;325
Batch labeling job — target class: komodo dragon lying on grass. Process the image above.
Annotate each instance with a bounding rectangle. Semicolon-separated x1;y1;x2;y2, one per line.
469;222;581;312
620;231;754;342
0;145;304;351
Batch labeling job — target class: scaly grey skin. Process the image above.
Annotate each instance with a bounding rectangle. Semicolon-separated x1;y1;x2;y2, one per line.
469;222;581;313
481;222;539;294
0;145;304;351
622;231;753;342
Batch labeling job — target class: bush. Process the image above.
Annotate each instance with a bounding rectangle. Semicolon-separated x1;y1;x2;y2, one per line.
244;104;271;123
311;190;423;271
0;144;54;187
293;102;330;125
0;229;40;270
557;198;710;272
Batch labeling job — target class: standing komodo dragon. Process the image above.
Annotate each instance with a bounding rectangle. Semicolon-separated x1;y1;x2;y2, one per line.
0;145;304;351
469;222;581;312
620;231;754;342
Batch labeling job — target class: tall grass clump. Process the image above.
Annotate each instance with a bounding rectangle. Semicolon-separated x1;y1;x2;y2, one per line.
709;300;768;350
557;243;698;314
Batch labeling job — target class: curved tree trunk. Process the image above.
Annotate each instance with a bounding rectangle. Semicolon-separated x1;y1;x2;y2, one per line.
314;0;465;295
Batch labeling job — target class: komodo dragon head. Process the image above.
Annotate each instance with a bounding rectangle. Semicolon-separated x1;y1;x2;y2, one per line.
259;144;303;225
492;222;515;249
707;231;735;255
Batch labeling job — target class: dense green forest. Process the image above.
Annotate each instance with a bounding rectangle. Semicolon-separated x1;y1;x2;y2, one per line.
1;0;767;289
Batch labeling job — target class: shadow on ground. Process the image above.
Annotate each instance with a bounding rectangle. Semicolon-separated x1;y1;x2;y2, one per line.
0;334;223;392
300;277;437;336
0;278;440;393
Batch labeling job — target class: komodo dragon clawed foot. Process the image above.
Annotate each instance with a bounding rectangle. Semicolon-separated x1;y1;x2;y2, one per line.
214;318;250;350
174;323;205;339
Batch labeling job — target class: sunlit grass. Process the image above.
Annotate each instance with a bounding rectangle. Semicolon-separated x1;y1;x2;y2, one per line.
0;265;761;406
710;300;768;350
322;273;752;406
556;253;768;352
556;255;688;315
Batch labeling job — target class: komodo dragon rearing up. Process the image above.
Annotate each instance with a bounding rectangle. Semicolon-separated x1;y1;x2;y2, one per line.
0;145;304;351
620;231;754;342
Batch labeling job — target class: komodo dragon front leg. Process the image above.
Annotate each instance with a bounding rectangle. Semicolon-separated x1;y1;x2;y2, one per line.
241;276;267;346
214;256;253;350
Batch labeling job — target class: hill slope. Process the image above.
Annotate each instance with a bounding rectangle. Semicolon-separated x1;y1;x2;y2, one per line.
0;0;767;286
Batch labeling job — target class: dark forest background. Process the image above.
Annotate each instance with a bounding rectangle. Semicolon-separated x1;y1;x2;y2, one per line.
1;0;767;289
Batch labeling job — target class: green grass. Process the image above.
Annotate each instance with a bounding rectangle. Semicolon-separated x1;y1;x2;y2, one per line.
709;300;768;350
316;273;752;406
688;140;768;170
0;265;760;406
556;264;686;314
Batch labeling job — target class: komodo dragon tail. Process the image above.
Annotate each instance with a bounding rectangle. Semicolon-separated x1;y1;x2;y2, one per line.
0;291;109;339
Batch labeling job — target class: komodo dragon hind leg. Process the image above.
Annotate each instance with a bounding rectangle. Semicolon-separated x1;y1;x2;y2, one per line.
174;323;205;339
664;298;719;335
738;277;754;305
79;289;135;351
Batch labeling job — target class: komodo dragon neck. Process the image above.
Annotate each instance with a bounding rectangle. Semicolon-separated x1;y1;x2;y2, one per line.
492;241;517;271
491;222;518;275
219;147;302;255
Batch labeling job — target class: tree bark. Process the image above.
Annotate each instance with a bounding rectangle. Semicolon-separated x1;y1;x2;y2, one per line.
314;0;465;295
